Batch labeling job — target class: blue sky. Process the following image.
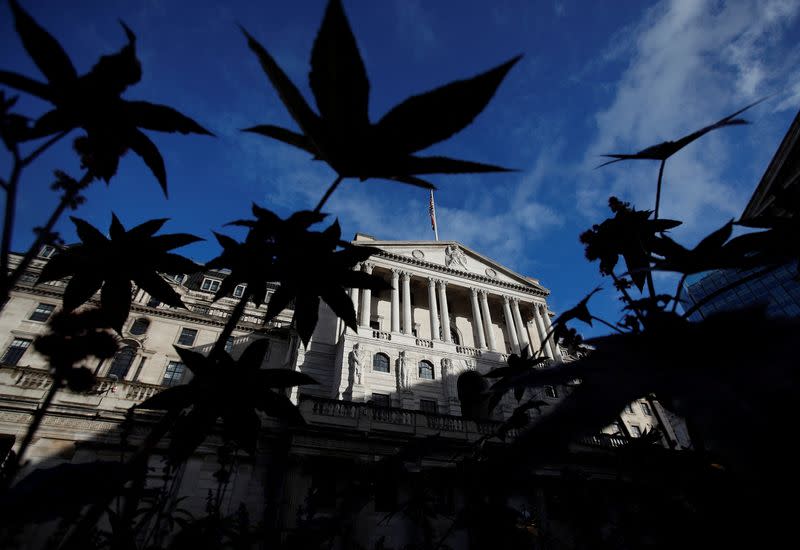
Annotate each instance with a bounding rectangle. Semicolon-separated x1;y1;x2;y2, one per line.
2;0;799;336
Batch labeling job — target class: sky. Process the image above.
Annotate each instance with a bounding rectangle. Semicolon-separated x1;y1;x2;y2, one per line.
1;0;799;337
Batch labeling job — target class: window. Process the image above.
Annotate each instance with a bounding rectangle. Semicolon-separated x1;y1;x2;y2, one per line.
1;338;32;365
418;360;434;380
450;327;460;345
371;393;391;408
39;245;56;259
177;328;197;346
224;336;234;354
147;297;161;308
171;273;185;284
372;353;390;373
162;361;185;387
129;318;150;336
630;425;642;437
544;385;558;398
29;303;55;322
369;320;380;330
193;304;210;314
625;403;634;414
201;278;221;292
420;399;438;414
108;347;136;379
641;402;653;416
233;284;246;298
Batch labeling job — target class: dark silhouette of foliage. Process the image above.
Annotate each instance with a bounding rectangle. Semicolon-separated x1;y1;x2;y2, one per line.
213;205;390;346
0;0;212;194
241;0;519;204
137;339;317;464
0;91;29;151
596;97;767;168
36;215;202;332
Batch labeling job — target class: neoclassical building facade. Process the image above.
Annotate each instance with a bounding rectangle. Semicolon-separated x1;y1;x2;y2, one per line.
0;236;676;548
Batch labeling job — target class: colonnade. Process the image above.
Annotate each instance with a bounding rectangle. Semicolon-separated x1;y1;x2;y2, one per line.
349;263;560;360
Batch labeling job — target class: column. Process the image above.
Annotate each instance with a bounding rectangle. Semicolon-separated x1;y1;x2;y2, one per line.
502;296;520;354
428;278;440;340
349;264;360;331
541;305;562;362
532;304;553;359
437;280;451;343
401;272;412;334
479;291;497;351
511;299;531;353
359;263;373;326
469;288;486;349
391;269;400;332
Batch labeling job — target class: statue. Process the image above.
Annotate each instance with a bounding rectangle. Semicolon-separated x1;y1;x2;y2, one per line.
396;350;411;392
445;244;468;270
349;343;364;386
441;357;458;400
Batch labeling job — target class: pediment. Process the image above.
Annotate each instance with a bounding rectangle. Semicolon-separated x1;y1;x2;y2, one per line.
358;240;547;293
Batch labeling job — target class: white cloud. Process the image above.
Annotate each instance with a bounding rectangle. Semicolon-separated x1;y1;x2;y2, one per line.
582;0;800;240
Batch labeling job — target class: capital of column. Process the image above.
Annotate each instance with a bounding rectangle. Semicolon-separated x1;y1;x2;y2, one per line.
470;287;479;298
362;262;374;274
502;295;511;305
437;279;448;288
428;277;436;288
401;271;411;282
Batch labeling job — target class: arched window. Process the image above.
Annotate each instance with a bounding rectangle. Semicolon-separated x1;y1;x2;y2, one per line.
108;347;136;379
373;353;390;373
129;317;150;336
450;328;461;345
418;360;434;380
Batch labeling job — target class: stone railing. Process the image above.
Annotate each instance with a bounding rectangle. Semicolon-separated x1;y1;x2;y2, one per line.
414;337;433;348
372;330;391;340
579;433;630;449
300;395;512;442
455;345;481;357
0;365;162;404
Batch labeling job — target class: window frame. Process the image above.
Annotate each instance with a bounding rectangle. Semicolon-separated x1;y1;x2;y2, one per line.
108;346;137;379
129;317;150;336
420;399;438;414
630;425;642;437
29;302;56;323
641;402;653;416
39;245;56;259
1;337;32;365
201;277;221;293
233;284;247;298
162;361;186;387
418;360;435;380
372;352;390;373
371;393;391;408
544;385;558;398
176;327;198;347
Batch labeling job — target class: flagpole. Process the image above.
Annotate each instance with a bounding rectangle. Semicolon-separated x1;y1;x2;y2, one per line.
429;190;439;241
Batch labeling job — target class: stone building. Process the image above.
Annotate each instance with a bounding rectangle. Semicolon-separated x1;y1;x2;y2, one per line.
0;235;679;548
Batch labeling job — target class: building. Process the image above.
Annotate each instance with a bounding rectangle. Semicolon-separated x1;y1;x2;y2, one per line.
0;236;679;549
682;108;800;321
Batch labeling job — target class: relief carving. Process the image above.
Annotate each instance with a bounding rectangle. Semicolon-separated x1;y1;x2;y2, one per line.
445;245;468;270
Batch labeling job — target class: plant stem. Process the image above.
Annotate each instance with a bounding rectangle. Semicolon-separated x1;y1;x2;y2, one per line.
21;130;70;167
0;172;92;311
211;290;251;358
0;377;62;489
654;159;666;220
671;273;688;313
611;271;646;327
1;148;23;292
681;264;780;319
590;315;625;334
314;175;343;213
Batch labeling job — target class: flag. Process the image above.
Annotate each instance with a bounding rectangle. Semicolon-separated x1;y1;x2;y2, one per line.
428;190;439;240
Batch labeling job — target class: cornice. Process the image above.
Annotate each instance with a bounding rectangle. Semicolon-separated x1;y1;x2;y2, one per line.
370;251;549;298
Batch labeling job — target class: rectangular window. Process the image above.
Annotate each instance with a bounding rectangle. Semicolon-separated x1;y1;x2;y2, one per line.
641;402;652;416
224;336;234;354
177;328;197;346
369;320;380;330
630;425;642;437
201;278;221;292
171;273;185;284
162;361;185;387
39;245;56;258
371;393;391;408
420;399;438;414
625;403;634;414
544;385;558;398
147;297;161;308
29;303;56;322
193;304;210;314
2;338;32;365
233;284;246;298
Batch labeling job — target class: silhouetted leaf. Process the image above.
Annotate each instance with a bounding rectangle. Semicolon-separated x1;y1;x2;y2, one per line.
37;215;201;331
597;98;768;168
651;220;739;274
242;0;518;190
554;286;601;327
0;2;211;192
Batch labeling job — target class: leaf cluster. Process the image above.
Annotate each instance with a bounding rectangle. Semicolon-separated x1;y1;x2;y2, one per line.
37;215;202;332
137;339;317;464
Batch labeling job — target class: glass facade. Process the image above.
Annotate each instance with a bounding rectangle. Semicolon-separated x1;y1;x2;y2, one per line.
681;260;800;321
